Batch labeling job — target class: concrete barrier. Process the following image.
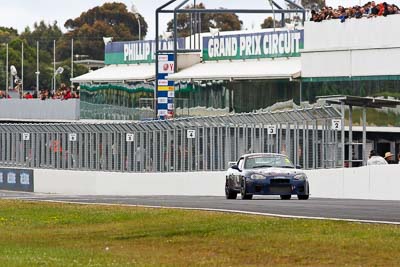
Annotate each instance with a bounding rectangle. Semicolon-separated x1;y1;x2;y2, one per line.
304;165;400;200
34;169;226;196
0;99;79;121
30;165;400;200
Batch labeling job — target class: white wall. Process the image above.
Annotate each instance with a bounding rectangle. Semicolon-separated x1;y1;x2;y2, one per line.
304;165;400;200
34;165;400;200
34;169;226;196
302;16;400;78
304;16;400;51
0;99;80;121
302;47;400;78
302;51;351;78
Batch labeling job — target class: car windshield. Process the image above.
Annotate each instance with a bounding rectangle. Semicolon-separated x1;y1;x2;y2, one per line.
244;155;294;169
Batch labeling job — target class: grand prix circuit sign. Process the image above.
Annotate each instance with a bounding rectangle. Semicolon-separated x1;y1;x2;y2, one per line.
105;39;185;64
203;29;304;61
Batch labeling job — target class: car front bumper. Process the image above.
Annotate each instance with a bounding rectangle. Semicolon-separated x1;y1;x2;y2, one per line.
245;178;309;195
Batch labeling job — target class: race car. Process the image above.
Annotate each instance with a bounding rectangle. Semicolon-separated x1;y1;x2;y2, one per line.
225;153;309;200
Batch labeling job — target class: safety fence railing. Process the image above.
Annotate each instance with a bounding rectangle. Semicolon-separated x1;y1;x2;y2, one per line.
0;105;343;172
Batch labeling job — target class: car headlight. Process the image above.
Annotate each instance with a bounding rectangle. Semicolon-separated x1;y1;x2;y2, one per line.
294;173;307;181
250;174;265;180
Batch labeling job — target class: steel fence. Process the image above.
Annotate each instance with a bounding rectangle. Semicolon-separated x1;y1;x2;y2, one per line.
0;105;342;172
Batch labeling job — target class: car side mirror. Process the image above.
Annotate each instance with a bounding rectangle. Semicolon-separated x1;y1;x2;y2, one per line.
231;165;241;172
296;165;302;169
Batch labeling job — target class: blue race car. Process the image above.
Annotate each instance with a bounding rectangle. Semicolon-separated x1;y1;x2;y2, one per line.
225;153;309;200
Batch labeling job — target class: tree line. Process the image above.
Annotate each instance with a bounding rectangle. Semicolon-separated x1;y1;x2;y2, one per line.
0;1;321;90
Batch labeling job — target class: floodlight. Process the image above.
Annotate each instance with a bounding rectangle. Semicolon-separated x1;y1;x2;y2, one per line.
162;31;173;40
131;3;140;17
10;65;17;76
55;67;64;75
286;22;295;30
209;27;220;38
103;37;113;45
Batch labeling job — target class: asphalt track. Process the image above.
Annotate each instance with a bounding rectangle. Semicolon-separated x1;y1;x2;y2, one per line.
1;190;400;224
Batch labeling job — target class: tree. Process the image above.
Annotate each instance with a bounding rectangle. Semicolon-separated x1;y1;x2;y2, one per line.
301;0;324;10
0;26;18;43
260;17;281;29
0;27;19;89
61;2;148;60
210;11;242;32
167;3;242;38
0;37;76;92
18;22;68;90
20;21;62;54
0;38;40;92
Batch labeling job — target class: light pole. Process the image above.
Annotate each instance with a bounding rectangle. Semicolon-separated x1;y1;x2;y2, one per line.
21;42;24;97
4;43;8;97
131;4;142;40
53;40;56;94
10;65;18;97
54;66;64;91
36;41;40;97
71;38;74;79
268;0;276;31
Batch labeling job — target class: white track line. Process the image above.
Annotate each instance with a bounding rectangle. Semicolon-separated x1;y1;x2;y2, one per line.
19;198;400;226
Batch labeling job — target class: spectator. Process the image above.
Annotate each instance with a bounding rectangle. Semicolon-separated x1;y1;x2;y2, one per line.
367;150;387;165
40;89;48;100
310;10;318;21
355;7;363;18
369;1;379;16
310;1;399;22
24;92;33;99
62;88;72;100
72;90;80;99
384;152;396;164
55;89;63;99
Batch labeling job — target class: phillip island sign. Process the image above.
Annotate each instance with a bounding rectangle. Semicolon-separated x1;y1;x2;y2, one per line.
105;39;185;64
203;29;304;61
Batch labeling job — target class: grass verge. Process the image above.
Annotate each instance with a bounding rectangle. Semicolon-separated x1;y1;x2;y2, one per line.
0;200;399;266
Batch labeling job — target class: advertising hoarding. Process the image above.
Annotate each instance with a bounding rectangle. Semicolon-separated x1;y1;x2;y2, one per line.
203;29;304;61
105;39;185;65
0;168;34;192
157;54;175;119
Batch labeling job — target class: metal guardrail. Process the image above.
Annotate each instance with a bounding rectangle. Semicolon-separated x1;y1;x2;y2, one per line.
0;105;343;172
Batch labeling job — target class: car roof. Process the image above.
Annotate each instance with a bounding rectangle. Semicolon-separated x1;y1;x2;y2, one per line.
241;153;287;159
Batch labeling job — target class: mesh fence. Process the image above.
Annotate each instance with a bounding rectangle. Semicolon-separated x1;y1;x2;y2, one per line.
0;106;343;172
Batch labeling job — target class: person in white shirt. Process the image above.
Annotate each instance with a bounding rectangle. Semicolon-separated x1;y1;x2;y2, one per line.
367;150;387;165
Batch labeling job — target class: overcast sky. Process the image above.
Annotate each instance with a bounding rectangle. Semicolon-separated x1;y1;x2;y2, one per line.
1;0;400;39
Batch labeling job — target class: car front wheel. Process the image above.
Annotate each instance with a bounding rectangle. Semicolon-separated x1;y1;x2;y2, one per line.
225;183;238;200
297;194;309;200
241;181;253;200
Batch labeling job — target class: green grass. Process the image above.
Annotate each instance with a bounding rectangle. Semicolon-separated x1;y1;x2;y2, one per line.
0;200;400;267
345;108;400;127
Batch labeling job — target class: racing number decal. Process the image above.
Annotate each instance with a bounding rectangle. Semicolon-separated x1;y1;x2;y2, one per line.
267;125;277;135
331;119;342;130
187;130;196;139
